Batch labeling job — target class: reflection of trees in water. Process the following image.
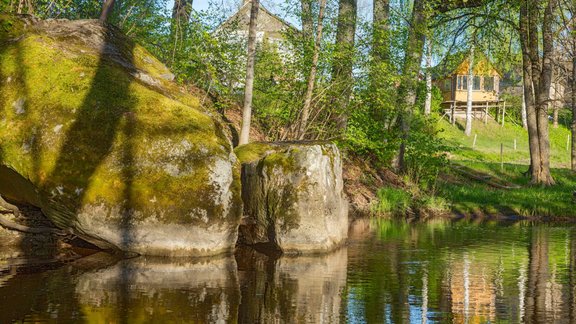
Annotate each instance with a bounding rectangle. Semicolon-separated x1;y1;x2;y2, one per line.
344;220;576;323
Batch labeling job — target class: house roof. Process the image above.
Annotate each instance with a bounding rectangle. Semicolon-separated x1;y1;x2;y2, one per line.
216;0;299;35
432;50;502;79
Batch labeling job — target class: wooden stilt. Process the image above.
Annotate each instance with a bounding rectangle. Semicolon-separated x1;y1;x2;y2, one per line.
451;103;455;126
501;101;506;127
484;101;488;124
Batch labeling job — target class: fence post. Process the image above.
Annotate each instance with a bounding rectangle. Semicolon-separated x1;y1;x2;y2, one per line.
472;134;477;149
514;138;517;151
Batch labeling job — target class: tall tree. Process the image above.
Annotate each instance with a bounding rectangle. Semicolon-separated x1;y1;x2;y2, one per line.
465;43;475;136
519;0;556;185
172;0;193;22
239;0;260;145
395;0;428;171
99;0;115;24
424;35;432;116
331;0;357;130
297;0;327;139
372;0;390;81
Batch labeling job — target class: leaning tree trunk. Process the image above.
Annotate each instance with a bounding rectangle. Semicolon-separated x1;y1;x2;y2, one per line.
297;0;327;139
424;35;432;116
465;43;475;136
238;0;259;145
331;0;357;131
99;0;116;24
395;0;427;172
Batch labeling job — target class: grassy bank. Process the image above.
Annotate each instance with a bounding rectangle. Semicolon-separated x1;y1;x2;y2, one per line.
437;119;576;218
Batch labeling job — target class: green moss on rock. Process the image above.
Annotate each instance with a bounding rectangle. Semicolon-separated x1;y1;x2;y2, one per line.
0;17;242;256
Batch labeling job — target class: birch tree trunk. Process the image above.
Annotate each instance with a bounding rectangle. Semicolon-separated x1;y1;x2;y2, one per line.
297;0;327;140
465;43;474;136
99;0;116;24
424;36;432;116
238;0;259;146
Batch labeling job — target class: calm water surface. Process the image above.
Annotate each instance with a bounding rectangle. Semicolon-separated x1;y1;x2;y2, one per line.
2;219;576;323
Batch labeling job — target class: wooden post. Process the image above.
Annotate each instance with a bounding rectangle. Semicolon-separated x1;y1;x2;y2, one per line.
567;134;570;151
484;101;488;124
451;103;455;126
501;101;506;127
514;138;517;151
500;143;504;172
472;134;477;149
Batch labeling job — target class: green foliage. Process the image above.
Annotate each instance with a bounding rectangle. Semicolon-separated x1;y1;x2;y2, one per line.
404;115;450;189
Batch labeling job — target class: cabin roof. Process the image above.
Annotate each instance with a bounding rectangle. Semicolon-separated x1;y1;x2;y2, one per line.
216;0;299;35
432;50;502;80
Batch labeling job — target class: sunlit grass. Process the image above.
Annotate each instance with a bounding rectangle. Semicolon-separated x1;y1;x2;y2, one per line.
437;118;576;218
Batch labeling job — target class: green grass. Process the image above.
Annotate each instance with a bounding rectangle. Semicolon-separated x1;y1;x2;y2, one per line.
373;187;412;215
436;118;576;218
438;119;571;168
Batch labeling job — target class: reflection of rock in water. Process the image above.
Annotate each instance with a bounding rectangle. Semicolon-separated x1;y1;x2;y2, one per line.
237;247;347;323
75;256;240;323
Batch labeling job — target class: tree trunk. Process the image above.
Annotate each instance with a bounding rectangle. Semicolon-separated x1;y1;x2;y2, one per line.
519;0;555;185
297;0;327;139
394;0;427;172
534;0;556;185
465;43;475;136
424;36;432;116
172;0;193;22
372;0;390;67
170;0;194;65
99;0;116;24
300;0;314;78
572;31;576;171
238;0;259;146
331;0;357;130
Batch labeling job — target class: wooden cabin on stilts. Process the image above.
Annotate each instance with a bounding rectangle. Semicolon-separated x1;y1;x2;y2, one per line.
433;52;504;126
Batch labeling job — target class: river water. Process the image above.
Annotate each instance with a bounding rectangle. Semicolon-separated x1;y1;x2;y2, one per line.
1;218;576;323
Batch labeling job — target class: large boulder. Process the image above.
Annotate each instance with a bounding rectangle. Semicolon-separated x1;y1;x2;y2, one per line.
236;142;348;253
0;16;242;256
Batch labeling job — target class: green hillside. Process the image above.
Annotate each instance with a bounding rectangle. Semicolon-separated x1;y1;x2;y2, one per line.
435;118;576;218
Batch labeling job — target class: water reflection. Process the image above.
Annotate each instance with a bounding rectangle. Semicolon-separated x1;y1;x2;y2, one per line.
3;220;576;323
344;219;576;323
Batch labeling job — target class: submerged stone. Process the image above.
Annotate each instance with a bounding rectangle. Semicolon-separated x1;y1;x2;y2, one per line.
237;142;348;253
0;16;242;256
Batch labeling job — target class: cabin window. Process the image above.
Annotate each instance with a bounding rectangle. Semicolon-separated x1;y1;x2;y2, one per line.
473;76;481;90
457;75;467;90
484;76;494;91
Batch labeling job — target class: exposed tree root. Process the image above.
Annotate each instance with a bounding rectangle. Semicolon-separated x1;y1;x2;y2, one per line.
0;196;66;236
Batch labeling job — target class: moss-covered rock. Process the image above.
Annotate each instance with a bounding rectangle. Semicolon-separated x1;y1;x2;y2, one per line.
237;142;348;254
0;16;242;256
